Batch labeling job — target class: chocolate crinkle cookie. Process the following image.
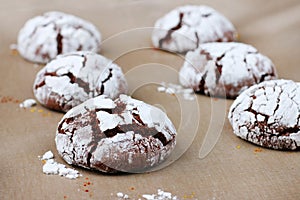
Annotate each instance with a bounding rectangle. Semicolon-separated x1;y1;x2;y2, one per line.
179;42;277;98
17;11;101;63
228;80;300;150
152;5;237;53
33;51;127;112
55;95;177;173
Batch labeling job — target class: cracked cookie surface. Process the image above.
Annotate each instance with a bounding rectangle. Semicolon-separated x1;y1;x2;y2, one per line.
55;95;177;173
152;5;237;53
33;51;127;112
228;80;300;150
17;11;101;63
179;42;277;98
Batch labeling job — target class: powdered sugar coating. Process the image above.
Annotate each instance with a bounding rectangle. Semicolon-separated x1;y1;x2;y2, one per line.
33;51;127;112
228;80;300;150
152;5;237;53
179;42;277;98
17;11;101;63
55;95;177;173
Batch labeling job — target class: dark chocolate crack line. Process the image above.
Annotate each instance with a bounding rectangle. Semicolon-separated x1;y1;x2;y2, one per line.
158;12;184;49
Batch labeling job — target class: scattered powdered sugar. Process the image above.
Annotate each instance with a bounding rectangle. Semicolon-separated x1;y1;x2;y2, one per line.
142;189;178;200
114;189;179;200
19;98;37;108
157;82;195;101
116;192;129;199
40;150;81;179
41;150;54;160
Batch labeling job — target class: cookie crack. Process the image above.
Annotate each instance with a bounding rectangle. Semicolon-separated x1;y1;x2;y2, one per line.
75;77;90;94
132;108;145;126
246;90;299;137
57;116;78;134
153;132;169;146
200;49;212;60
61;72;91;94
100;68;113;94
56;30;63;54
43;70;91;94
86;110;106;167
195;32;200;49
243;57;258;83
103;126;125;138
81;54;87;68
259;72;275;83
214;52;227;84
275;127;300;137
197;71;208;94
272;86;283;116
57;116;80;163
112;101;127;115
202;13;212;18
74;25;96;39
158;12;184;49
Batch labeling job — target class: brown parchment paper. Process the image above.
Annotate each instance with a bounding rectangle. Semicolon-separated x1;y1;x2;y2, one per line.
0;0;299;199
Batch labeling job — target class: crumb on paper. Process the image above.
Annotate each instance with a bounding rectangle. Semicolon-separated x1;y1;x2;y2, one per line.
183;192;196;199
130;187;135;191
157;82;195;101
0;96;21;104
40;150;81;179
254;148;263;153
19;98;37;108
9;44;18;55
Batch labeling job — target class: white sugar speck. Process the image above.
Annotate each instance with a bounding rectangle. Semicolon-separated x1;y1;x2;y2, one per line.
116;192;129;199
40;150;81;179
41;150;54;160
157;82;195;101
19;99;37;108
142;189;178;200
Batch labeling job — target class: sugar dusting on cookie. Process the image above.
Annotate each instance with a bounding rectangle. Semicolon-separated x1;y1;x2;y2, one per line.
152;5;237;53
55;95;177;173
179;42;277;98
228;79;300;150
17;11;101;63
33;51;127;112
